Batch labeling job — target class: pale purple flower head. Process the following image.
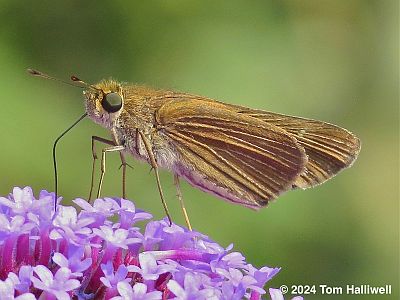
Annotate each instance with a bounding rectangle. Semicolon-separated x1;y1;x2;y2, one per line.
0;187;302;299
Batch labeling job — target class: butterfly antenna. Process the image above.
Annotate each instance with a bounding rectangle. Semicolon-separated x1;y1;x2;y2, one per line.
27;68;85;89
71;75;101;92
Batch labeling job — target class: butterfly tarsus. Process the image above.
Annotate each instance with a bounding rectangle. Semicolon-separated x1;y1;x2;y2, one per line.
139;131;173;226
174;174;192;231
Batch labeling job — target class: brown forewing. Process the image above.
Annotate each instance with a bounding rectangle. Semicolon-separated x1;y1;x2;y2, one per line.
229;106;361;189
155;99;307;209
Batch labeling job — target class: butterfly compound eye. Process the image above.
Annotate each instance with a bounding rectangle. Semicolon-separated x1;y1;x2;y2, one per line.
102;92;123;113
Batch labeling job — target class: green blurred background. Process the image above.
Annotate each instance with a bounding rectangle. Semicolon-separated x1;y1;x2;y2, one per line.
0;1;398;299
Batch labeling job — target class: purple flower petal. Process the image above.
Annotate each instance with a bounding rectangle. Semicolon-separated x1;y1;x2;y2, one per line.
111;282;162;300
15;294;36;300
52;252;69;268
15;266;33;293
100;261;129;289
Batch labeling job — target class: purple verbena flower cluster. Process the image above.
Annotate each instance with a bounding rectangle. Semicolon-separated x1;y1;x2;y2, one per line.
0;187;303;300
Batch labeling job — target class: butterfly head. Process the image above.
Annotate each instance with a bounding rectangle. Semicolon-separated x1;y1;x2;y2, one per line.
84;80;124;129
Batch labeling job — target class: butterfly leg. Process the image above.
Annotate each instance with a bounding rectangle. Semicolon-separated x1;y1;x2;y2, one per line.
97;145;125;199
90;136;131;201
138;131;173;225
89;136;116;201
118;152;133;199
174;174;192;231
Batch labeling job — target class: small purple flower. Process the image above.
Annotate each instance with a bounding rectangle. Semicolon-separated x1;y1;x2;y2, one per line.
128;253;176;281
0;187;36;216
100;262;129;288
111;198;152;229
73;198;117;227
167;273;221;299
111;282;162;300
0;272;35;300
31;265;80;299
100;262;131;298
246;265;281;289
51;206;94;245
93;226;142;249
0;215;35;237
14;266;33;294
269;288;304;300
0;187;303;299
52;247;92;278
